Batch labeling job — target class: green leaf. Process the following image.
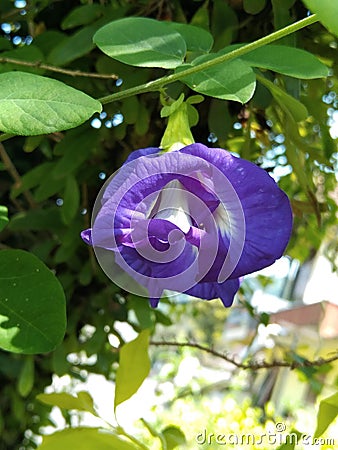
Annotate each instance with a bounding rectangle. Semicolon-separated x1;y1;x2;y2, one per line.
34;168;67;202
38;428;138;450
208;99;232;142
186;95;204;105
191;1;210;30
0;72;102;136
187;103;199;127
94;17;186;69
260;312;270;326
257;74;308;122
0;45;45;74
314;392;338;438
161;93;185;118
162;426;186;450
167;22;213;53
0;249;66;354
0;205;9;232
128;295;155;330
0;37;12;51
33;31;67;57
37;391;97;416
177;56;256;103
17;356;34;397
50;9;127;64
135;101;150;136
120;96;139;124
52;127;99;176
303;0;338;37
154;309;172;326
224;45;329;79
244;0;267;14
211;0;238;51
272;0;297;46
23;135;44;153
47;22;99;66
8;207;64;232
114;329;151;410
61;4;103;30
276;429;301;450
61;176;80;225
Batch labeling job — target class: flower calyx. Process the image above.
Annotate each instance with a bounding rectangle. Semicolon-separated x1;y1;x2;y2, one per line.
160;93;203;152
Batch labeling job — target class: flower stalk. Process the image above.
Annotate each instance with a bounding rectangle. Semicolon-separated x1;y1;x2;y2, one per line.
160;102;194;152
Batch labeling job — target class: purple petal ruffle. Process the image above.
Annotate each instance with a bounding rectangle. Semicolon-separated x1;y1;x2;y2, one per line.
82;143;292;308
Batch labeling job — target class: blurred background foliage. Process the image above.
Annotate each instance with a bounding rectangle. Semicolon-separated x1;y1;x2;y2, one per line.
0;0;337;449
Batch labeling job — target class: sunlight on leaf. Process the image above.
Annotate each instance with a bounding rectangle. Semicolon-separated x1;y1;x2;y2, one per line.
38;428;138;450
303;0;338;37
114;329;151;410
257;74;308;122
167;22;213;53
94;17;186;69
37;391;98;416
177;56;256;103
162;425;187;450
0;72;102;136
0;250;66;354
314;392;338;438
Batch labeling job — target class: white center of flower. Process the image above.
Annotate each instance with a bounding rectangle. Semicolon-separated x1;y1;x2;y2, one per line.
153;180;191;234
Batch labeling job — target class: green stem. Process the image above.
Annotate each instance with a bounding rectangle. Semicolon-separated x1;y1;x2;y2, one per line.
0;133;14;142
0;56;119;79
116;426;149;450
99;14;318;105
99;416;148;450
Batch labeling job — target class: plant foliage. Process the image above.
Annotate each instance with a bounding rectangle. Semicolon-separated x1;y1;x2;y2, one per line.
0;1;337;448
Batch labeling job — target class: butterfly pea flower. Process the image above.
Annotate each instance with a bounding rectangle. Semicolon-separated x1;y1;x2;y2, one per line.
81;143;292;308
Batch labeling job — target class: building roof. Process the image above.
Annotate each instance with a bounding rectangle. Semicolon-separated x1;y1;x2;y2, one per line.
270;301;338;338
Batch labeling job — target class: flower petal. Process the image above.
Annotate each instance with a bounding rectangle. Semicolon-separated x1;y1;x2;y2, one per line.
185;278;241;307
81;228;93;245
180;143;293;280
84;143;292;307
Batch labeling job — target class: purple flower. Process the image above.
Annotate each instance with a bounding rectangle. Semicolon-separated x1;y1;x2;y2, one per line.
81;143;292;308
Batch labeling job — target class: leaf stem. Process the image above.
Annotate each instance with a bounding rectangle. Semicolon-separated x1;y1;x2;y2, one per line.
98;14;318;105
116;425;149;450
0;133;14;142
92;412;148;449
0;57;119;80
